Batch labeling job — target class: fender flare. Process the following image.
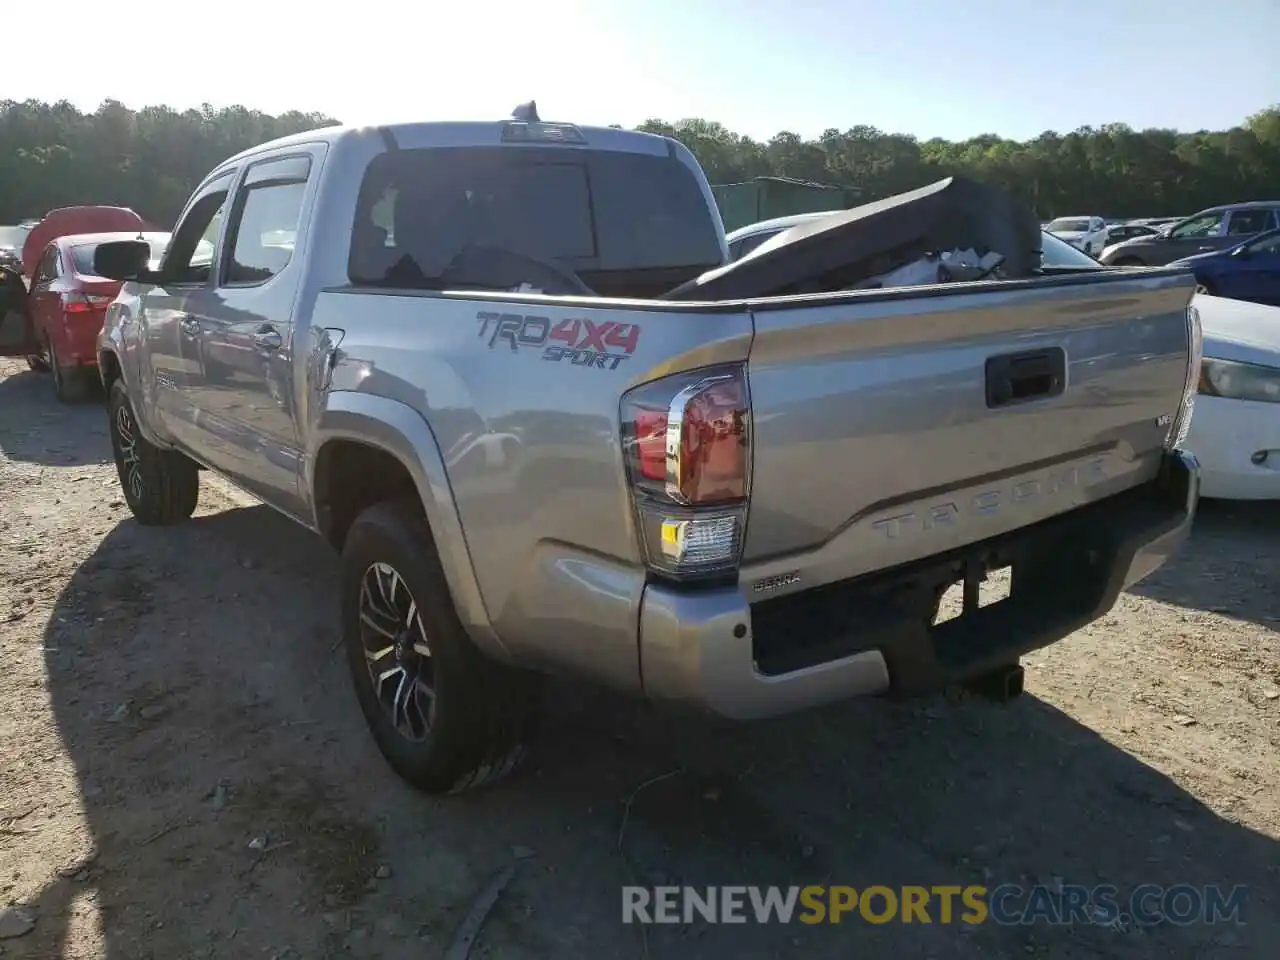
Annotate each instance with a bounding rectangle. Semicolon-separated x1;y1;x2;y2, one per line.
308;391;509;662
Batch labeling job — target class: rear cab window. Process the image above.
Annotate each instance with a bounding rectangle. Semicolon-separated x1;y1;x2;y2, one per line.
347;137;724;298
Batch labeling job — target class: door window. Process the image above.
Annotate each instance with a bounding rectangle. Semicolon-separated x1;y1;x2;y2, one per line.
1245;232;1280;256
162;172;236;285
221;155;311;286
1168;212;1225;240
1225;209;1273;236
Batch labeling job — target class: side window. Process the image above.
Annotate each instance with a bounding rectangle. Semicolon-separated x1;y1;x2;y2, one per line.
734;230;781;260
1169;213;1224;240
221;155;311;287
34;247;59;285
1225;209;1271;236
1248;232;1280;256
163;171;236;285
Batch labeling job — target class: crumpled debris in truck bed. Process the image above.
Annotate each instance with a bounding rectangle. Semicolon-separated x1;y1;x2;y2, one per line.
852;249;1006;290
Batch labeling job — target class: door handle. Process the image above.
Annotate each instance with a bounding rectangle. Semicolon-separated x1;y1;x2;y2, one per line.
1198;245;1213;251
179;315;200;334
253;326;282;351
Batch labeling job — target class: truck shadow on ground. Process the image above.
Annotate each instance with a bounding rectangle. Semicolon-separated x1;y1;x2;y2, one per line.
22;503;1280;959
0;367;109;467
1128;497;1280;627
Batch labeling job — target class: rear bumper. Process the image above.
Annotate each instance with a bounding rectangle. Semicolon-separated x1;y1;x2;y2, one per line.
638;450;1199;719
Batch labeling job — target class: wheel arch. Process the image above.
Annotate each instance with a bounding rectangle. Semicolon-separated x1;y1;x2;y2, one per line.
309;392;509;662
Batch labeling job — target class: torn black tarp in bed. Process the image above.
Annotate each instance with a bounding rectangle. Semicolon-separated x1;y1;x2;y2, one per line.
661;175;1042;301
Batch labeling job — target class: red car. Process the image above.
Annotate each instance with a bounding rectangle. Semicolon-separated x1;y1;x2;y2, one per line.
2;226;170;401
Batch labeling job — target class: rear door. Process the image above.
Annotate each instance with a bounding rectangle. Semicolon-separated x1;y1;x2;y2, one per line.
0;266;37;357
1222;207;1277;244
25;246;63;353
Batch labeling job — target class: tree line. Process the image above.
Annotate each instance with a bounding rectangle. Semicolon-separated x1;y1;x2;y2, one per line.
3;98;1279;227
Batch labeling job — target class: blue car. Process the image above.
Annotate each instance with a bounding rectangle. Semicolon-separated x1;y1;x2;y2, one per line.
1171;227;1280;306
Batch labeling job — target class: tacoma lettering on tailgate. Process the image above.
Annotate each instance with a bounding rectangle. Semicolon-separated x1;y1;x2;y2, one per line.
477;312;641;370
870;457;1109;541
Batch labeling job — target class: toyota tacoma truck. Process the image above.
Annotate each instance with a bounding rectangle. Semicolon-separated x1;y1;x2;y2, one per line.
48;104;1201;795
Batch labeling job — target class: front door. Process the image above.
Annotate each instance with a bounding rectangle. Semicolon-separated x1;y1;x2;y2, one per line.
0;266;37;357
1157;211;1234;262
1219;232;1280;306
182;150;321;518
136;171;236;450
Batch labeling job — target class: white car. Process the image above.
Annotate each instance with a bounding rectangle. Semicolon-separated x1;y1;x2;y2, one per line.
1044;216;1109;257
1183;294;1280;499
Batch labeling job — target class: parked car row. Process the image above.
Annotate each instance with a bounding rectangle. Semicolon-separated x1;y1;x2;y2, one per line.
0;206;176;401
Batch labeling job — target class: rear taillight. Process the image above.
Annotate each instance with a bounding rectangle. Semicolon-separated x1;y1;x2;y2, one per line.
621;365;750;579
62;292;114;313
1167;301;1203;450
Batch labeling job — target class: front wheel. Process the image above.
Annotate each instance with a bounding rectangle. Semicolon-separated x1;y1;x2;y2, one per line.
340;499;542;794
107;380;200;525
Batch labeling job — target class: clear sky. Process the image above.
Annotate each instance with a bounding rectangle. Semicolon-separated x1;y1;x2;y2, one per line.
15;0;1280;142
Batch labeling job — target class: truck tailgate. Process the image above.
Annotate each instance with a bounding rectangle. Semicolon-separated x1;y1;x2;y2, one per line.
742;269;1196;574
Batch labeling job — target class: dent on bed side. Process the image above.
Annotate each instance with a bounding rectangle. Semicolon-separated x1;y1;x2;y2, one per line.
309;390;511;662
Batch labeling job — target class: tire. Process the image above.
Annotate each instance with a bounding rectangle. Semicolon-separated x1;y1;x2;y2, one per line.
1083;243;1093;256
107;379;200;525
25;353;49;373
1193;281;1214;296
48;341;92;403
340;499;542;794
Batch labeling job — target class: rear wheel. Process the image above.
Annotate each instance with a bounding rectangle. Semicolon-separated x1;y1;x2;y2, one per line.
48;341;92;403
340;499;542;794
107;379;199;525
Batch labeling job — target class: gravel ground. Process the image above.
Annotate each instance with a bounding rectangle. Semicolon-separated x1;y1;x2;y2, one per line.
1;355;1279;959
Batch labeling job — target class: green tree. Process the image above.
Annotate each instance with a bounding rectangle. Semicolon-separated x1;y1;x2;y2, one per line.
4;98;1279;224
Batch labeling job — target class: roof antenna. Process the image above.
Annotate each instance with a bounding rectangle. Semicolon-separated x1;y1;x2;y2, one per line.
511;100;540;122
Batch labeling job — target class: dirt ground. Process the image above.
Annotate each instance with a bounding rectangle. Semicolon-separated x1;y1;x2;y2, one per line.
1;355;1278;960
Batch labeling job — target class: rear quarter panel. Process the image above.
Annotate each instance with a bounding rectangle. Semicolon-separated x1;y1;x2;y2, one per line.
308;289;752;684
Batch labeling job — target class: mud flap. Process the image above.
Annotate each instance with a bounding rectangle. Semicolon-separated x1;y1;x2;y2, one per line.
0;266;37;357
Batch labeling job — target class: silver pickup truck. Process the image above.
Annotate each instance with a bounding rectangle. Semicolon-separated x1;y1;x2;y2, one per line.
70;107;1201;795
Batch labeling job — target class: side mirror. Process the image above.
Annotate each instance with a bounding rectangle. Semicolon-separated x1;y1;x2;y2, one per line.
93;239;155;282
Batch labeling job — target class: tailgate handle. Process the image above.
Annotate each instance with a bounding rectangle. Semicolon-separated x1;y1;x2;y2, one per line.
985;348;1066;408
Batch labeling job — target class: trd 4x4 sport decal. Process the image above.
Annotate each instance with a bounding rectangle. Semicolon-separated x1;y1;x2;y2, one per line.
477;312;641;370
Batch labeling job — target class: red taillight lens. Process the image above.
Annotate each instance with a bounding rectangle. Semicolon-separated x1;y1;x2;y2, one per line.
623;369;749;506
621;365;751;578
633;410;668;483
62;293;113;313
